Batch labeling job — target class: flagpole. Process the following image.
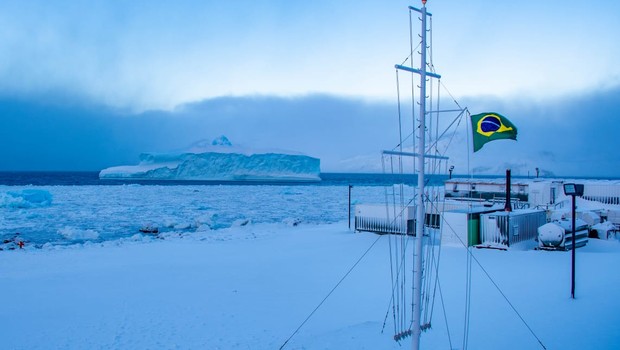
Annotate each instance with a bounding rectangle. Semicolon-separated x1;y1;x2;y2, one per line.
412;1;428;349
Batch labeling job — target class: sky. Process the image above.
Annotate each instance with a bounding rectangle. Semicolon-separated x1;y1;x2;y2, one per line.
1;0;619;176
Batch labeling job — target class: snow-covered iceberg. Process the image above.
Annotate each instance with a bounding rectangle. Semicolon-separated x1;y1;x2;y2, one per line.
99;136;321;182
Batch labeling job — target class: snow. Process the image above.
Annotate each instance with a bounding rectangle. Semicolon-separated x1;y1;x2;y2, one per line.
99;137;321;181
1;184;620;349
1;221;620;349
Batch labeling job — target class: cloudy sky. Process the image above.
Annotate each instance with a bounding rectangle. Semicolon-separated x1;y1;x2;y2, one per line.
1;0;619;177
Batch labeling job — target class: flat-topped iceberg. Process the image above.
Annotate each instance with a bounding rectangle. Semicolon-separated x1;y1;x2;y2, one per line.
99;136;321;182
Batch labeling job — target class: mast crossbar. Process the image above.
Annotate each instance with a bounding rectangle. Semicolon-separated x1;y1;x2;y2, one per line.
425;109;465;115
408;6;432;16
395;64;441;79
382;150;449;160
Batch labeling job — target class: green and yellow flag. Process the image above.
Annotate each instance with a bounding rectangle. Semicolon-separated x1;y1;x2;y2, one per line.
470;112;517;152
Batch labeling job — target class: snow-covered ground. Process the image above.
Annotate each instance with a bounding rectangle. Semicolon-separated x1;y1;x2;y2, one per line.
2;185;620;349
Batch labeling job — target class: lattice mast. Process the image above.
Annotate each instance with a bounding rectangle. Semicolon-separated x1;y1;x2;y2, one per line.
393;1;437;349
412;2;427;349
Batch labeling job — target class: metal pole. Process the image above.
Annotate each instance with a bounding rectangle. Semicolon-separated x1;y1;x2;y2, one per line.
504;169;512;212
348;185;352;230
412;2;427;349
571;194;576;298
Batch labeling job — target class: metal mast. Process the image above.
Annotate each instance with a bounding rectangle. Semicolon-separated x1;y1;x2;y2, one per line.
393;1;438;349
412;2;428;349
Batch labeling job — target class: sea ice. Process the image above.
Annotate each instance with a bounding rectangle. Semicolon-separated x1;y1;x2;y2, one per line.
1;189;52;208
58;227;100;241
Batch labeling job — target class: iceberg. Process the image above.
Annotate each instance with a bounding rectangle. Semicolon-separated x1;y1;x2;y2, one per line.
99;136;321;182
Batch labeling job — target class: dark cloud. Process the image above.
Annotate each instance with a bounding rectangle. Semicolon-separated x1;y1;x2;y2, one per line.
458;85;620;177
174;95;397;169
0;94;396;171
1;86;618;177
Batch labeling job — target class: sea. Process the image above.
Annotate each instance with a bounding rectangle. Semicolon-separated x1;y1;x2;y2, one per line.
1;172;617;248
1;172;434;248
0;171;448;187
3;172;614;187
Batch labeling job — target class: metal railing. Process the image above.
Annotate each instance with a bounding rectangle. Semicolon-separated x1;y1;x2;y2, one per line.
354;204;414;235
490;196;530;210
534;201;565;211
582;184;620;205
354;216;409;235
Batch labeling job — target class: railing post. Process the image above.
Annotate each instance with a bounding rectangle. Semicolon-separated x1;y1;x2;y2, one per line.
348;185;352;230
506;215;511;247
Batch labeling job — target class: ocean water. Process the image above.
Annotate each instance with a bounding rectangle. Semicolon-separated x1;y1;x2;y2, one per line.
0;172;431;248
4;171;611;187
0;171;448;187
2;172;617;248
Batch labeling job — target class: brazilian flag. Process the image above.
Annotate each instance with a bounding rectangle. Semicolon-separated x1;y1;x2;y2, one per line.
470;112;518;152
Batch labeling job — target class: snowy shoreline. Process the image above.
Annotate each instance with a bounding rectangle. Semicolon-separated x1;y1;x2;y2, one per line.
0;184;387;247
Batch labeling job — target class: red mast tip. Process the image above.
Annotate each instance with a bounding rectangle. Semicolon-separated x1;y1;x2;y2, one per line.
422;0;427;4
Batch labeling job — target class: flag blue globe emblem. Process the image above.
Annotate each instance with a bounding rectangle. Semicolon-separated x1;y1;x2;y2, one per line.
476;114;514;137
470;112;518;152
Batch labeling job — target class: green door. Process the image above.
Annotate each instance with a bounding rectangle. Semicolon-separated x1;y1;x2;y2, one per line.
467;214;481;246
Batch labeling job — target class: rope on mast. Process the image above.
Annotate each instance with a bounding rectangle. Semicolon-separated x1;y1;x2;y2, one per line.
437;210;548;350
278;233;385;350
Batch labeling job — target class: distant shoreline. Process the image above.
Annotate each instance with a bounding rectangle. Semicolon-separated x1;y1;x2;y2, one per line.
0;171;619;187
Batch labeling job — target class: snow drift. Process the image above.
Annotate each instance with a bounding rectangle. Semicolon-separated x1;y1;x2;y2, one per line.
99;136;321;182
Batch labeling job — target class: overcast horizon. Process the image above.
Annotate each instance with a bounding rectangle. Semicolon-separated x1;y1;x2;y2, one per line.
1;0;619;177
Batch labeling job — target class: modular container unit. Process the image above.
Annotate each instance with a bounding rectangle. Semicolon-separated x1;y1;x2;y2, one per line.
479;209;547;248
444;178;529;202
442;206;502;246
355;201;497;236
